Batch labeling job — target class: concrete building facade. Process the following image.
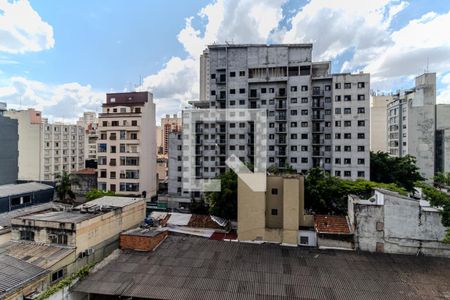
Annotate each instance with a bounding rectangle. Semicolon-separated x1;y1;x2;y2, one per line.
370;94;392;152
0;102;18;185
436;104;450;173
77;112;99;164
348;188;450;257
169;44;370;199
386;73;436;179
97;92;156;198
5;109;84;182
237;174;306;245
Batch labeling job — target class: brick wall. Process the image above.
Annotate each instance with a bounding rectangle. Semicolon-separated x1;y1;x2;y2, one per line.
119;231;168;251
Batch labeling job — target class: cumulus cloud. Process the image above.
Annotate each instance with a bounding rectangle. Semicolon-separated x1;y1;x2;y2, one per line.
0;0;54;54
0;77;103;123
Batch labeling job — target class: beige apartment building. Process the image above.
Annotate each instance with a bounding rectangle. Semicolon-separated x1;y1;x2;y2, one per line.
370;94;392;152
77;112;99;162
97;92;156;198
5;109;84;182
161;114;181;155
237;174;308;245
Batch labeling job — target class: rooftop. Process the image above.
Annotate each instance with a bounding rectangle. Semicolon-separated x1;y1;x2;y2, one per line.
0;242;75;269
0;254;47;297
0;182;53;198
76;196;143;209
15;210;94;224
208;43;313;49
73;235;450;299
0;202;61;228
314;215;352;234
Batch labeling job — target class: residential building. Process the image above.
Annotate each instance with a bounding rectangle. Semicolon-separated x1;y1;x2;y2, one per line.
161;113;181;155
71;168;97;197
170;44;370;199
0;102;18;185
436;104;450;173
386;73;436;179
370;94;392;152
73;235;450;299
4;109;85;182
156;125;163;154
199;48;210;101
0;182;54;214
238;174;308;245
77;112;99;165
348;188;450;257
97;92;156;198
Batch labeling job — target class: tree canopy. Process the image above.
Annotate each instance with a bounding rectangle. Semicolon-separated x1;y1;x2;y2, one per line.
370;151;424;191
55;171;78;204
206;170;238;220
85;189;116;201
433;172;450;188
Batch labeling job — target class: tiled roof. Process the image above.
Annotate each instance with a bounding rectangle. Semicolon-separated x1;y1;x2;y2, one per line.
314;215;351;234
73;235;450;299
73;168;96;175
0;254;47;297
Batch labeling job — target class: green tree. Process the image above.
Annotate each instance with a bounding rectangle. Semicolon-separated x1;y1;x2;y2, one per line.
267;163;297;175
85;189;115;201
190;197;209;215
55;171;78;204
370;151;424;191
433;172;450;188
206;170;238;220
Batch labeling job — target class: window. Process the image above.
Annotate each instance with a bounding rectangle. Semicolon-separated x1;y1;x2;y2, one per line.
358;133;365;139
335;133;341;139
335;108;341;114
335;146;341;152
358;94;365;100
239;71;245;76
301;97;308;103
291;134;297;139
301;85;308;91
344;95;351;101
239;88;245;94
291;157;297;163
344;133;351;139
301;122;308;127
357;146;365;152
335;95;341;102
230;71;236;77
291;98;297;103
291;146;297;151
290;110;297;116
344;158;351;165
344;120;351;127
291;86;297;92
210;74;216;79
325;85;331;91
344;83;351;89
344;146;351;152
344;171;351;177
211;90;216;95
301;157;308;163
271;188;278;195
271;209;278;215
358;158;365;165
239;100;245;105
52;269;64;282
301;146;308;151
335;171;341;176
301;134;308;139
230;89;236;94
358;82;365;88
358;171;365;177
358;120;365;127
269;88;275;93
344;108;351;114
301;109;308;115
335;83;341;89
291;122;297;127
358;107;365;114
261;88;267;94
335;158;341;164
20;230;35;241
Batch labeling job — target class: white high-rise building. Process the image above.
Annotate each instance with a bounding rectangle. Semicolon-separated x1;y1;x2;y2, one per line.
97;92;156;198
168;44;370;199
77;112;98;163
5;109;85;182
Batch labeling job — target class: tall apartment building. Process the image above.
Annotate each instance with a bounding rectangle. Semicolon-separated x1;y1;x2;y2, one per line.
77;112;99;164
386;73;436;179
171;44;370;197
97;92;156;198
5;109;84;182
199;49;210;101
161;114;181;155
370;94;392;152
0;102;18;185
436;104;450;173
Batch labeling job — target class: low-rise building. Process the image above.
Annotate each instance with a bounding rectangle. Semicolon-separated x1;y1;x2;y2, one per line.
71;168;97;197
348;188;450;257
237;174;310;245
0;182;54;214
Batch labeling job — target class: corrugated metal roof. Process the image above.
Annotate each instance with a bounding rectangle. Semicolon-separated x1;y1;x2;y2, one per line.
0;254;47;297
73;236;450;299
0;182;53;198
4;242;75;269
0;202;61;227
16;210;95;223
76;196;143;209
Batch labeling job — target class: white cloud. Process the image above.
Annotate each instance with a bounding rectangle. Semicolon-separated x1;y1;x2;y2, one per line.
0;77;103;123
0;0;54;54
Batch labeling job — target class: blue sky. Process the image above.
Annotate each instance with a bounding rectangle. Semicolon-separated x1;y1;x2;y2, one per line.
1;0;450;123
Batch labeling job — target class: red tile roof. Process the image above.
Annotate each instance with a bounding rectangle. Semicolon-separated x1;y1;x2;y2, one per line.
73;168;96;175
314;215;351;234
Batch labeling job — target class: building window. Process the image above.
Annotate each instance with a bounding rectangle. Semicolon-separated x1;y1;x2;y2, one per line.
358;171;365;177
344;171;351;177
357;146;365;152
358;82;365;88
301;85;308;91
300;236;309;245
20;230;35;241
291;86;297;92
51;269;64;282
358;120;365;127
291;157;297;163
335;171;341;176
344;158;351;165
344;121;351;127
230;71;236;77
358;107;365;114
335;108;341;114
301;109;308;115
358;133;365;139
239;71;245;76
291;110;297;116
301;157;308;163
291;122;297;127
271;209;278;215
344;108;351;114
344;133;351;139
358;158;365;165
335;158;341;164
344;83;351;89
271;188;278;195
358;94;365;100
230;89;235;94
335;83;341;89
239;88;246;94
301;122;308;127
291;98;297;103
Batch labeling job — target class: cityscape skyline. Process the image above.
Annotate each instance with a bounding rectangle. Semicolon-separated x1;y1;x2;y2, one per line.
0;0;450;124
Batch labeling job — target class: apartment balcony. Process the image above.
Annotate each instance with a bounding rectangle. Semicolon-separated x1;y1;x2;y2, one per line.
216;94;226;101
217;139;226;145
275;92;287;99
195;128;203;134
275;151;287;157
312;115;324;121
276;139;287;145
248;92;259;99
312;102;324;109
275;103;287;110
275;127;287;133
312;89;324;97
215;77;226;85
275;115;287;122
312;127;324;133
312;151;325;157
248;103;261;109
312;139;325;145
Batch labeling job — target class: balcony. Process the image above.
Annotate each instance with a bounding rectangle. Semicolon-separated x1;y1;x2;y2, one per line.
275;127;287;133
276;151;287;156
275;103;287;110
276;139;287;145
275;115;287;122
217;139;226;144
312;127;324;133
312;102;324;109
275;92;287;99
216;76;226;84
312;89;324;97
312;114;324;121
312;139;324;145
312;151;325;157
248;92;259;99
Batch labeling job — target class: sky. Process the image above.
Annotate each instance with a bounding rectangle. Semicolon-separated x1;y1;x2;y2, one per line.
1;0;450;124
